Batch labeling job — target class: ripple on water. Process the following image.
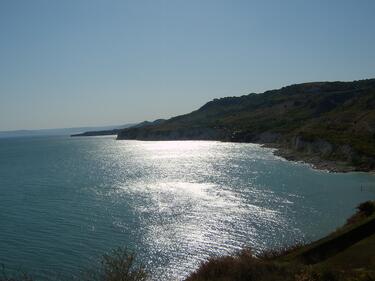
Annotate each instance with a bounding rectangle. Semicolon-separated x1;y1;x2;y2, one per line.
0;137;373;280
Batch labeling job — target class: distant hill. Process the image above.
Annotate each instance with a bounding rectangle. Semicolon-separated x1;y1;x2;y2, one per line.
70;123;136;137
70;129;121;137
130;119;166;129
0;125;132;139
117;79;375;172
70;121;163;137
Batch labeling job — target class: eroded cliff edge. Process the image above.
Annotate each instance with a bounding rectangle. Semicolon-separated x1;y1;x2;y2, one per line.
117;79;375;172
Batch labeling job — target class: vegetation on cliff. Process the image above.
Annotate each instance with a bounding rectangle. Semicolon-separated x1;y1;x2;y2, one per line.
186;201;375;281
117;79;375;171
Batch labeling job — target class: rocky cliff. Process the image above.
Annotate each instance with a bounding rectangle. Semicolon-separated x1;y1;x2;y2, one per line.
117;79;375;172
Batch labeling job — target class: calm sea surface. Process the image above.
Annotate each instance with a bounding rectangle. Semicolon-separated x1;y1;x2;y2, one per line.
0;136;374;280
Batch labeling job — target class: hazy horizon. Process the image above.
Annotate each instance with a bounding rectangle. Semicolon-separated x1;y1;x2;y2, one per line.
0;123;128;133
1;0;375;131
2;77;374;132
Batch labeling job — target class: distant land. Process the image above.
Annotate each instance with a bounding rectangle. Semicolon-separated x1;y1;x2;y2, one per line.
71;119;165;137
116;79;375;172
0;124;134;139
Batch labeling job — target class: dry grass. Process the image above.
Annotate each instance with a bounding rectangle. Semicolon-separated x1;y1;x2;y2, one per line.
257;243;305;260
185;248;299;281
185;203;375;281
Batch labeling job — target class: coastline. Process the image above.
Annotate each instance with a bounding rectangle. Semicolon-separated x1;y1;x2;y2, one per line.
262;143;373;173
186;201;375;281
81;130;374;173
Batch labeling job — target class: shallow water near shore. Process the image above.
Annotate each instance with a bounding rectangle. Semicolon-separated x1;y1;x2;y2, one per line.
0;136;374;280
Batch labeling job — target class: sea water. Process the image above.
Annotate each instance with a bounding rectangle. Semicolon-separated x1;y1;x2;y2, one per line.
0;136;373;280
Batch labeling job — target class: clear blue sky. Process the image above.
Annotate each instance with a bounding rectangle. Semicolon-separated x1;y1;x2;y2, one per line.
0;0;374;130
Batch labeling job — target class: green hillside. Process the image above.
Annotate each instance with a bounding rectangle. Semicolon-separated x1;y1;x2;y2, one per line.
118;79;375;171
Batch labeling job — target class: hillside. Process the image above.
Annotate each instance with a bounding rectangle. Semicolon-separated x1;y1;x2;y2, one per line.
71;120;165;137
185;201;375;281
71;124;135;137
118;79;375;172
0;125;131;138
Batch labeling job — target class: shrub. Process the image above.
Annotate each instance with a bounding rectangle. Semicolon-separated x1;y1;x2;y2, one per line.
185;248;300;281
293;267;342;281
87;248;148;281
357;201;375;216
346;201;375;226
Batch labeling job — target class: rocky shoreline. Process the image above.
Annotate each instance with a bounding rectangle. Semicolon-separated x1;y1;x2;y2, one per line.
110;79;375;173
270;144;361;173
257;141;375;173
117;130;374;173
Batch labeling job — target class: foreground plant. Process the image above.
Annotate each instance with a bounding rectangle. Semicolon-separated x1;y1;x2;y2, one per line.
86;247;148;281
1;248;148;281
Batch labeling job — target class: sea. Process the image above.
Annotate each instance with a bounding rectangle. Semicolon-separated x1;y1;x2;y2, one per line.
0;136;373;280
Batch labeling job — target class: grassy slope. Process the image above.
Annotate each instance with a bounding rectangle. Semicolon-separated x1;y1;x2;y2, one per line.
318;234;375;275
118;79;375;171
186;202;375;281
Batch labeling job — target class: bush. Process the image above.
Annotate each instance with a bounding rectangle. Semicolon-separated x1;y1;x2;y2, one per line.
185;248;300;281
346;201;375;226
86;248;148;281
357;201;375;216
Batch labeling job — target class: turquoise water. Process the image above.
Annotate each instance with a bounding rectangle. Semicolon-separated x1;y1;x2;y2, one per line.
0;136;374;280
